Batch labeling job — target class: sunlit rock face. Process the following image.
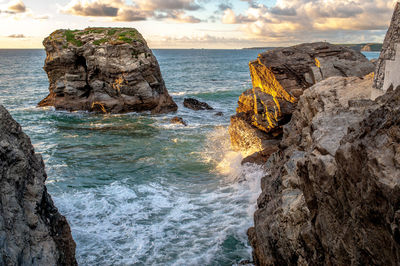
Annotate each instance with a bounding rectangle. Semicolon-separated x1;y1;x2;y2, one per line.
374;2;400;92
0;105;77;265
229;42;374;159
39;28;177;114
248;75;400;265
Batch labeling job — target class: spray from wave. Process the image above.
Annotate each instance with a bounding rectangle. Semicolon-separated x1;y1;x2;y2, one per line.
52;126;266;265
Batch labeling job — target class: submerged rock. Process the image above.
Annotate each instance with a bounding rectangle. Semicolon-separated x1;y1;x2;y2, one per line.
374;2;400;92
171;116;187;126
248;75;400;265
38;28;177;114
0;105;77;265
183;98;213;110
229;42;374;157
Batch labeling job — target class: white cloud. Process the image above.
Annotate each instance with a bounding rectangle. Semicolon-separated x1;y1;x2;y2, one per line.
60;0;202;23
223;0;398;44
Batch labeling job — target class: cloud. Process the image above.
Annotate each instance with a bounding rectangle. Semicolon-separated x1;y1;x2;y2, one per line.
7;0;25;13
217;3;232;12
33;15;49;20
222;0;398;44
0;0;25;14
222;8;256;24
148;33;269;48
60;0;202;23
8;33;26;38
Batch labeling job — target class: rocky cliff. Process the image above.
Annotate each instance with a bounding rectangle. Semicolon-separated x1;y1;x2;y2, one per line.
374;2;400;91
248;74;400;265
242;5;400;263
38;28;177;114
229;42;374;160
0;105;77;265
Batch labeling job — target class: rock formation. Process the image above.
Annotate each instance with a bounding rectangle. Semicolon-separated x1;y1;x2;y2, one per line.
171;116;187;126
229;42;375;161
248;75;400;265
374;2;400;91
0;105;77;265
38;28;177;114
183;98;213;111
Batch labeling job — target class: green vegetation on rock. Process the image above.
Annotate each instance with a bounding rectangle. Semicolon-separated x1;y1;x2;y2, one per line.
47;27;145;47
65;30;83;47
93;38;109;45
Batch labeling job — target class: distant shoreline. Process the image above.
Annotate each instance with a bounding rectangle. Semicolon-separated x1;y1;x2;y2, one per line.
243;43;383;52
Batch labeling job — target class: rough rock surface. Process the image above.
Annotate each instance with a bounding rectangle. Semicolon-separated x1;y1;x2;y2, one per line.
183;98;213;111
374;2;400;91
170;116;187;126
229;42;375;158
248;75;400;265
38;28;177;114
0;105;77;265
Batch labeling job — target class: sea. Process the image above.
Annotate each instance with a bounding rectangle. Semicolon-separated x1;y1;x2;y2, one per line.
0;49;380;265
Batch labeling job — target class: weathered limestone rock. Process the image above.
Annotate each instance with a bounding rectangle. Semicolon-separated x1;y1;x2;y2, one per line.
183;98;213;111
0;105;77;265
230;42;374;159
248;75;400;265
374;2;400;91
38;28;177;114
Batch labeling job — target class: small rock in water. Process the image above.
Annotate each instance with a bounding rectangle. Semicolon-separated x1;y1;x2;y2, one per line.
183;98;213;110
171;116;187;126
215;112;223;116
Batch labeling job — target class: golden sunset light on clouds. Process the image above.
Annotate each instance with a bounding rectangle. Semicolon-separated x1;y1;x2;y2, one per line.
0;0;398;48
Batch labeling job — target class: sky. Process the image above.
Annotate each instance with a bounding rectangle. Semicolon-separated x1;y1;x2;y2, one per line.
0;0;398;49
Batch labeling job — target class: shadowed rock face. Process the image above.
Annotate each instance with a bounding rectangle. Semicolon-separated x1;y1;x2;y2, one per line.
248;76;400;265
229;42;375;161
38;28;177;114
374;2;400;91
0;105;77;265
183;98;213;111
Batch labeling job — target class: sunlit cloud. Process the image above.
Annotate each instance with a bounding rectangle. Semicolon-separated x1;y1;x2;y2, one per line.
0;0;49;20
60;0;202;23
222;0;398;44
6;0;25;13
8;33;25;38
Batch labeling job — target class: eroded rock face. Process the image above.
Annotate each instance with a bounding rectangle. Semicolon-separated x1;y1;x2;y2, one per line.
38;28;177;114
0;105;77;265
248;75;400;265
229;42;374;158
374;2;400;91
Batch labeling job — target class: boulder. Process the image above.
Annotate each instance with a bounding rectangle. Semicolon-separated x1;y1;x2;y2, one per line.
38;28;177;114
183;98;213;110
0;105;77;265
374;2;400;92
170;116;187;126
248;75;400;265
229;42;375;157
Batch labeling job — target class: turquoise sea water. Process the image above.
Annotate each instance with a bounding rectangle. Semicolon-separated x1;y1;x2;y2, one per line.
0;49;379;265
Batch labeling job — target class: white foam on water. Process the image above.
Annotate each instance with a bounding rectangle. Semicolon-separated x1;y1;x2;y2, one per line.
52;126;265;265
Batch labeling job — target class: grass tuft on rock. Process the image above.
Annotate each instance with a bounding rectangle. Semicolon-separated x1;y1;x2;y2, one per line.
93;38;109;45
65;30;83;47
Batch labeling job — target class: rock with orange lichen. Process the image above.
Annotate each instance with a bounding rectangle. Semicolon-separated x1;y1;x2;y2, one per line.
229;42;375;158
38;28;177;114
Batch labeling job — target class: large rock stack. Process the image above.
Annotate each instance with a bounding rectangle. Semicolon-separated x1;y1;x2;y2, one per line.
229;42;374;161
0;105;77;265
38;28;177;114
